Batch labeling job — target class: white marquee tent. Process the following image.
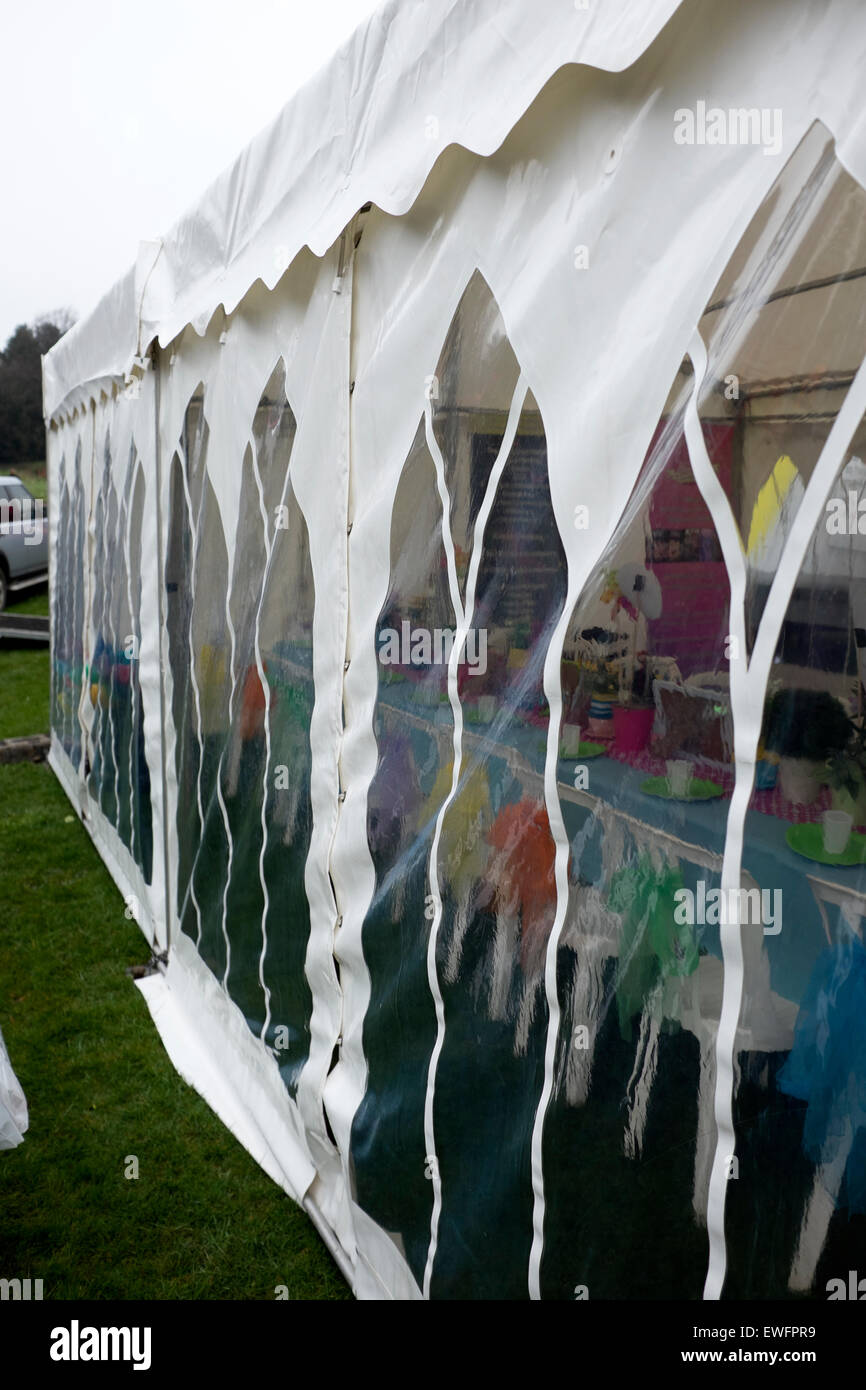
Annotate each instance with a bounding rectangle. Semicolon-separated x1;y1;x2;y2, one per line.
43;0;866;1299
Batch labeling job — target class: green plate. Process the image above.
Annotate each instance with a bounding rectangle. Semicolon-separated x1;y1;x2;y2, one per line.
786;822;866;866
560;741;606;760
640;776;724;801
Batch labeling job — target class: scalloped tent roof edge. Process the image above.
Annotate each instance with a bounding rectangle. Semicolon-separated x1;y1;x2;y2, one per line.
41;0;688;422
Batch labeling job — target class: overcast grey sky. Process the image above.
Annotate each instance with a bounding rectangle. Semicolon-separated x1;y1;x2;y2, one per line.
0;0;381;346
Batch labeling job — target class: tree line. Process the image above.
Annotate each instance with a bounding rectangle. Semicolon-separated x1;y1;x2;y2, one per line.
0;311;75;466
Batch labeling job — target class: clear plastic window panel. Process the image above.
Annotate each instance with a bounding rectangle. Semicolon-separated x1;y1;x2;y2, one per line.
165;370;314;1092
539;360;725;1299
536;122;866;1301
53;441;86;768
351;274;568;1296
49;453;68;747
86;438;153;882
88;432;121;825
126;463;153;883
352;122;866;1299
722;428;866;1299
690;126;866;1300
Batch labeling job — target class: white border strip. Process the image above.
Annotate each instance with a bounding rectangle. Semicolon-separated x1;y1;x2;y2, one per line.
420;371;527;1298
174;438;206;945
683;332;750;1301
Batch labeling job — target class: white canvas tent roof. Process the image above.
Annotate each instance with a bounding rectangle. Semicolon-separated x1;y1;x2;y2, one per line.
47;0;866;420
46;0;693;418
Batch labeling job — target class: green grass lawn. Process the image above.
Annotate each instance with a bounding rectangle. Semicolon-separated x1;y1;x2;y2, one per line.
1;622;49;736
0;595;348;1300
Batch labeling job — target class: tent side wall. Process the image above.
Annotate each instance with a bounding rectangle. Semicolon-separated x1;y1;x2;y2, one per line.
43;0;866;1299
48;363;166;949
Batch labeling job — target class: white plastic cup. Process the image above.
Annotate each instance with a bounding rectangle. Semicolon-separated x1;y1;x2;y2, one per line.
561;723;582;757
666;759;692;798
822;809;852;855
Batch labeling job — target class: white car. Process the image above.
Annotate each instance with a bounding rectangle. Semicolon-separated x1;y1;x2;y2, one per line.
0;475;48;611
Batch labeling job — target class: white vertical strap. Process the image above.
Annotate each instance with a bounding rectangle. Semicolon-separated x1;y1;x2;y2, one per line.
685;327;866;1299
246;425;276;1041
684;329;756;1301
217;501;239;990
106;483;127;829
528;576;582;1299
420;395;463;1298
425;396;465;633
174;445;205;946
152;353;177;952
89;478;107;807
421;374;527;1298
124;458;139;869
77;423;95;781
